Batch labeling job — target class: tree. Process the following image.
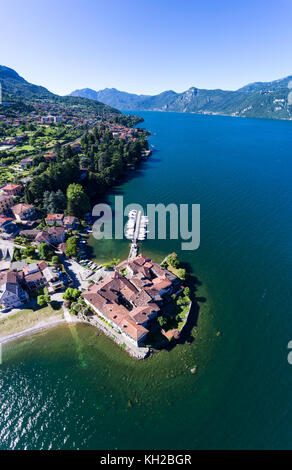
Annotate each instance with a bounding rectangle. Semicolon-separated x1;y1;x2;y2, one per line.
166;253;179;269
52;255;59;265
38;243;53;260
37;294;51;307
158;316;168;328
63;288;80;302
177;268;186;281
98;151;111;172
184;287;190;298
79;156;91;168
65;236;78;258
22;246;36;259
43;189;66;214
66;183;90;218
13;248;22;261
25;173;51;204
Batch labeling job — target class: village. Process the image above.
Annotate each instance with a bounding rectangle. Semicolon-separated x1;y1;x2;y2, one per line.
0;186;191;358
0;101;190;358
0;200;191;358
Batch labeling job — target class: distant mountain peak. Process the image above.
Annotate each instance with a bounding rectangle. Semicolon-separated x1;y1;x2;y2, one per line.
69;74;292;119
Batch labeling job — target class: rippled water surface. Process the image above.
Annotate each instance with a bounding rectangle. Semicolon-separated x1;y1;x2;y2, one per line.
1;112;292;449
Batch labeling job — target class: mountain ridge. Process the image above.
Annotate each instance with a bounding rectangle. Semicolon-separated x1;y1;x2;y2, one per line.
69;75;292;119
0;65;120;115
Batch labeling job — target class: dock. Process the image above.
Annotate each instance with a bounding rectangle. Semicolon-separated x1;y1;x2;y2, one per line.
127;210;148;259
128;210;141;259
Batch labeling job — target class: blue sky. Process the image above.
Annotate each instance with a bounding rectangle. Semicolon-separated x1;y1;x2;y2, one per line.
1;0;291;95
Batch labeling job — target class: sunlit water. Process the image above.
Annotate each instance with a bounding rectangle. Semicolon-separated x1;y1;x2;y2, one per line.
1;112;292;449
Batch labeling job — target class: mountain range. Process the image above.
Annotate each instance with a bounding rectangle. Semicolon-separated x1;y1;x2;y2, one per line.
69;76;292;120
0;65;119;115
0;65;291;120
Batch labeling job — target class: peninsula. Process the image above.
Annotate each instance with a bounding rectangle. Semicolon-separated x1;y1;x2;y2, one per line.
0;66;193;358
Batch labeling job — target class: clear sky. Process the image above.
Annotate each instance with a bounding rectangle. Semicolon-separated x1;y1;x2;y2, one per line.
1;0;291;95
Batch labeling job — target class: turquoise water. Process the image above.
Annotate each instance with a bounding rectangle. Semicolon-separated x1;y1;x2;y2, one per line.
1;112;292;449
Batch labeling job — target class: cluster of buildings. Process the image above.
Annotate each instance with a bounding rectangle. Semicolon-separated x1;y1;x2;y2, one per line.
0;260;66;309
82;253;183;347
0;211;79;310
0;185;37;234
0;133;28;147
104;121;141;141
0;100;101;131
0;184;35;235
0;179;79;240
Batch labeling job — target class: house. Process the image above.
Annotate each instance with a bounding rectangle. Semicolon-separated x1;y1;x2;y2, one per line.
82;253;183;348
82;269;160;347
22;262;47;290
0;270;28;309
0;216;17;234
45;213;64;226
42;266;63;292
20;158;33;168
34;231;51;245
12;203;36;221
41;116;62;124
47;226;65;245
19;229;41;240
34;226;65;246
117;254;177;299
0;194;14;214
43;152;56;162
2;183;22;196
63;216;78;229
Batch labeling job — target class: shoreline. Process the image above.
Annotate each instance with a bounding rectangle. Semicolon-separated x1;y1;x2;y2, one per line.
0;316;68;345
0;314;149;360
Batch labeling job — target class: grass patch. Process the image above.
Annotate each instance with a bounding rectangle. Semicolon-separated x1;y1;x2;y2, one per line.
0;304;63;339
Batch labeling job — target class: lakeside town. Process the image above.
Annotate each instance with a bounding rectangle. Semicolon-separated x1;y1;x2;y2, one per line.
0;98;192;359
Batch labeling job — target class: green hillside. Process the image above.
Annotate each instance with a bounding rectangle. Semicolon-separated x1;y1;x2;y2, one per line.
70;76;292;120
0;65;120;116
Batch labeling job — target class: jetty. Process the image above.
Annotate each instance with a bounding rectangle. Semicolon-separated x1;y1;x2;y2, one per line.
126;210;148;259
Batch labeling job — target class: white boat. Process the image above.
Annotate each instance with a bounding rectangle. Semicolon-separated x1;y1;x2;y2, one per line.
127;219;135;228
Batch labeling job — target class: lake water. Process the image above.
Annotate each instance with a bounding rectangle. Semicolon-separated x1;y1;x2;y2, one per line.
1;112;292;449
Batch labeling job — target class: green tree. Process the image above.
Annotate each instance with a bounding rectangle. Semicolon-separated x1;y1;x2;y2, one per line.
38;243;53;260
22;246;36;259
158;316;168;328
63;288;80;302
37;294;51;307
66;183;90;218
166;253;179;268
184;287;190;298
177;268;186;280
13;248;22;261
51;255;59;265
43;190;66;214
65;236;78;258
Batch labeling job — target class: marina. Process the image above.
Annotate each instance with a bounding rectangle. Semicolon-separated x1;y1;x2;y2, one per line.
126;209;149;259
